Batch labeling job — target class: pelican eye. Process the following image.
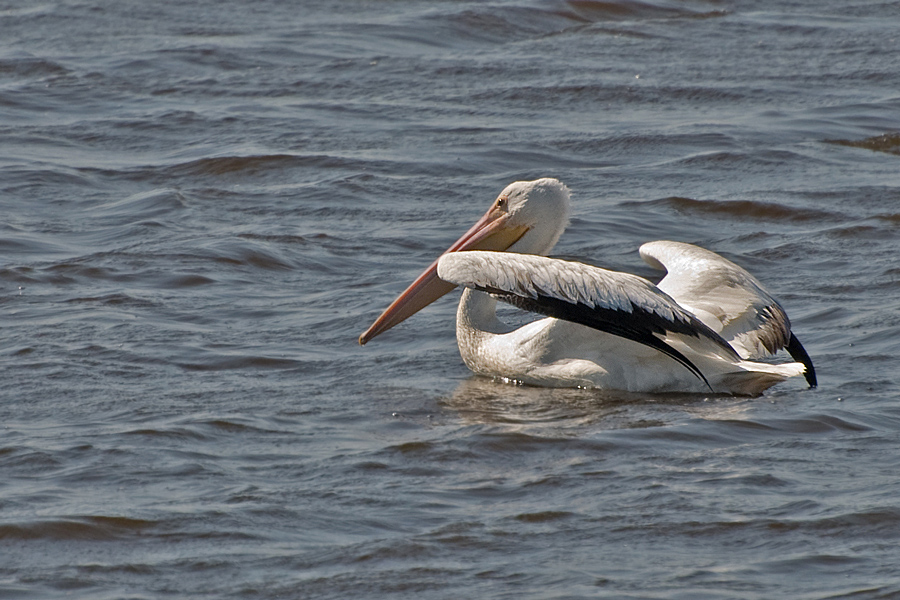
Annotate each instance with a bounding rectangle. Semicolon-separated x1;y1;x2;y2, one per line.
496;196;508;210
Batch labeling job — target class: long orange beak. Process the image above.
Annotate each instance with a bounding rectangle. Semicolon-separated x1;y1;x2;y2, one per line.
358;201;529;345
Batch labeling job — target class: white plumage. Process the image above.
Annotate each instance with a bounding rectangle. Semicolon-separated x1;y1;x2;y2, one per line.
640;241;794;359
360;178;816;395
438;251;686;321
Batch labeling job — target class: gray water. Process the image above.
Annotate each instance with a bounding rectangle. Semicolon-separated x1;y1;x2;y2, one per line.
2;1;900;598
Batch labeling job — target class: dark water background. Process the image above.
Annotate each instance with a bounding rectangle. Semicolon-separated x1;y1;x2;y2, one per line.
3;1;900;598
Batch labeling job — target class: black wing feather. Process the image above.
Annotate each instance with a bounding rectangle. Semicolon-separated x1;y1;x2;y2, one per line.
786;332;817;388
487;287;716;389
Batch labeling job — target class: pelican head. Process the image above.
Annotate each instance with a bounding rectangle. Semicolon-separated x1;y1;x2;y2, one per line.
501;178;571;255
359;178;570;345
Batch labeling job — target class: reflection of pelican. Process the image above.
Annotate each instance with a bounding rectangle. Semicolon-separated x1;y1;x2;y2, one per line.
441;376;623;427
360;178;816;395
442;377;756;428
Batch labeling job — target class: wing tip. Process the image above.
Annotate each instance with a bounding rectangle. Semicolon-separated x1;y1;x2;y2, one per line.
786;332;817;388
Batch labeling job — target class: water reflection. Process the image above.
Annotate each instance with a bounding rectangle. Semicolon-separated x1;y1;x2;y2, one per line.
440;376;761;432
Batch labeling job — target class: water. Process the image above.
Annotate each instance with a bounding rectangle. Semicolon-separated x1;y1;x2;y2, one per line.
2;0;900;597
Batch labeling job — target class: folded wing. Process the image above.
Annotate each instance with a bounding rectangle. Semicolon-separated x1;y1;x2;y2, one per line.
639;240;816;387
437;251;742;389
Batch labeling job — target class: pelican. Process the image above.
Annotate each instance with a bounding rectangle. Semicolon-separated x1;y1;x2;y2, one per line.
359;178;816;395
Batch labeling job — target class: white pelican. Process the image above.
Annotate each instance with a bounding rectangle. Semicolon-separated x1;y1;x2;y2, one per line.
359;178;816;395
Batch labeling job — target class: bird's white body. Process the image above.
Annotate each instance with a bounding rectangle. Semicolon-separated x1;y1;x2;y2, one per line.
452;273;804;395
360;178;815;395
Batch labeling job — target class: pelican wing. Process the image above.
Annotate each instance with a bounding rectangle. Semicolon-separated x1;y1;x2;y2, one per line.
437;250;741;387
639;240;816;387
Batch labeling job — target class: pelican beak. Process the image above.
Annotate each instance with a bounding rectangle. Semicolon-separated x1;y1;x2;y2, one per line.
359;201;528;345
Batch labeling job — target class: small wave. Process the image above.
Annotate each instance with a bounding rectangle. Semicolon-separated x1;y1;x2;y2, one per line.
176;355;304;372
513;510;575;523
0;516;156;541
436;6;579;44
874;213;900;225
823;223;896;241
118;416;288;443
828;132;900;156
0;5;54;19
210;250;292;270
156;44;265;72
237;232;311;246
749;414;872;434
470;431;615;456
93;189;186;221
354;460;390;472
0;231;72;257
0;56;69;78
472;83;631;108
189;417;289;436
644;196;840;222
171;154;299;176
123;427;213;442
809;508;900;533
379;440;480;466
1;448;62;471
166;154;360;178
563;0;727;22
388;440;435;455
41;261;141;285
436;0;725;46
1;166;94;191
698;472;791;488
617;507;900;541
196;238;294;271
161;274;217;288
64;292;157;307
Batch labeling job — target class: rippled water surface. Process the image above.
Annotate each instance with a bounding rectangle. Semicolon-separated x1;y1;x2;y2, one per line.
2;1;900;598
